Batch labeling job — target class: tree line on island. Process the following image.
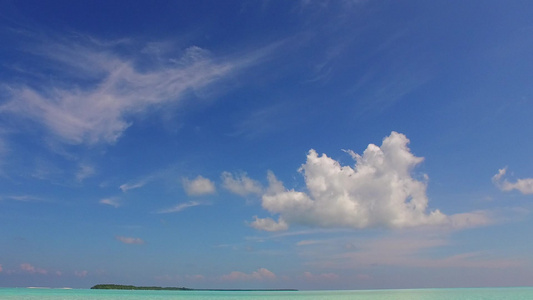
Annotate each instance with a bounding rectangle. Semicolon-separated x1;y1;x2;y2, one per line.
91;284;297;291
91;284;191;290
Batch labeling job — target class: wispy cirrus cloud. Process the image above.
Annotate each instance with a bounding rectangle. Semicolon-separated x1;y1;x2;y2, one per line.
119;181;148;192
115;236;145;245
1;195;43;202
76;163;95;182
0;35;265;145
492;167;533;195
296;240;322;246
119;169;168;192
0;134;8;172
99;197;121;208
157;201;203;214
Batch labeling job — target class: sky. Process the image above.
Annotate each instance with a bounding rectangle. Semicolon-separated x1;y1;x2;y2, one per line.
0;0;533;290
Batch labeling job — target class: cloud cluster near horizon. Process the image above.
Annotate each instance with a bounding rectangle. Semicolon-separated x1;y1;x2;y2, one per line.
303;271;339;281
224;132;490;231
74;270;89;278
492;168;533;195
221;268;276;281
302;233;522;271
0;37;247;145
20;263;48;275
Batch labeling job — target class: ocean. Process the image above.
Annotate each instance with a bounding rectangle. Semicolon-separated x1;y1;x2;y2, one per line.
0;287;532;300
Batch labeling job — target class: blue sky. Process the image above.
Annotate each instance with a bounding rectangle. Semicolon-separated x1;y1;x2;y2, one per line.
1;0;533;290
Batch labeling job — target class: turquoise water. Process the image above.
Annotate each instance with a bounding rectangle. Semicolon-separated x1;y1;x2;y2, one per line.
1;287;532;299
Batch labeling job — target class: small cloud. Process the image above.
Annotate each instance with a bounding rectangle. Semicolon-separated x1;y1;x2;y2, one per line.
74;270;88;277
115;236;145;245
303;271;339;281
250;216;288;232
3;195;43;202
182;176;216;196
492;167;533;195
20;263;48;275
99;197;121;208
120;180;148;192
186;274;205;280
221;268;276;281
76;163;95;182
296;240;320;246
221;171;263;196
157;201;202;214
448;210;493;229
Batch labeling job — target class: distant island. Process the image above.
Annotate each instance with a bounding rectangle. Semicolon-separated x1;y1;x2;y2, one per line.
91;284;191;290
91;284;297;291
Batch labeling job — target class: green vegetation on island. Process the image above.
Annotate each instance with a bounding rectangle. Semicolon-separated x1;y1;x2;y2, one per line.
91;284;191;291
91;284;297;292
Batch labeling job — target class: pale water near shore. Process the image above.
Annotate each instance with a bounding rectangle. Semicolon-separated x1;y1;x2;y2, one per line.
1;287;532;299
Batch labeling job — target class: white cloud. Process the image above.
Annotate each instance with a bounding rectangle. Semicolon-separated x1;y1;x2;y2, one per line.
99;197;121;208
0;37;248;145
76;163;95;182
2;195;43;202
157;201;202;213
115;236;145;245
119;171;164;192
492;167;533;195
296;240;321;246
182;176;216;196
251;132;489;231
74;270;89;277
448;210;493;228
20;263;48;275
221;268;276;281
120;180;148;192
250;216;289;231
221;171;263;196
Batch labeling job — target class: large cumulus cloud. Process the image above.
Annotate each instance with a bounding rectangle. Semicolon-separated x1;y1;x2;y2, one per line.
250;132;489;231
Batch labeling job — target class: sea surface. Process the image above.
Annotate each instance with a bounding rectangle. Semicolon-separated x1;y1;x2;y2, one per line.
0;287;532;300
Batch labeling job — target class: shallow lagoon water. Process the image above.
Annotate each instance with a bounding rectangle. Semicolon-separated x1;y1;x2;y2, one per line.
1;287;532;300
